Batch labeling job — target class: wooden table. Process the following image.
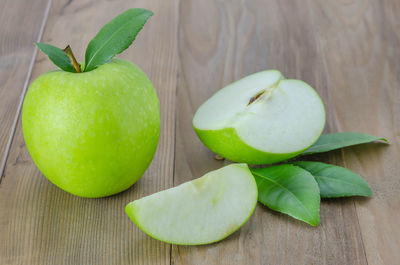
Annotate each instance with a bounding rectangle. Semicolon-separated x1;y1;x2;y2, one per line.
0;0;399;264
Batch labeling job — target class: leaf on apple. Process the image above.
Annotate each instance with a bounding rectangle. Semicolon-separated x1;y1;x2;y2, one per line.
251;164;320;226
292;161;372;198
302;132;388;155
35;43;76;73
84;8;153;72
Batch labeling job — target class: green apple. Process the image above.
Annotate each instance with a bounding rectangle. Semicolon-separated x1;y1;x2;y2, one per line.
22;59;160;197
125;164;258;245
193;70;326;164
22;9;157;197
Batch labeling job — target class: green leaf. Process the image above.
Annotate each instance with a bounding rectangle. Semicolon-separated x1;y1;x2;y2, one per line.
84;8;153;72
302;132;388;155
251;164;320;226
35;43;76;73
292;161;372;198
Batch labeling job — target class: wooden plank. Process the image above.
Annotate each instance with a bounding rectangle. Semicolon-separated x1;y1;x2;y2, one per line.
172;0;371;264
0;0;178;264
1;0;399;264
309;1;400;264
0;0;50;178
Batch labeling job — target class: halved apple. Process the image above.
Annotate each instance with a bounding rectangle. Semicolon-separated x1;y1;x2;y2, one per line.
193;70;326;164
125;164;258;245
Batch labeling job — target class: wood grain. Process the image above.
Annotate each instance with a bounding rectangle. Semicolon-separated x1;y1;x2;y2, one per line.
0;0;178;264
1;0;399;264
309;1;400;264
172;0;393;264
0;0;50;177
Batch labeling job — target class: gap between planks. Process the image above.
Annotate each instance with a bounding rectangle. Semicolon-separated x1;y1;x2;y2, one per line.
0;0;52;182
341;148;369;265
170;1;181;264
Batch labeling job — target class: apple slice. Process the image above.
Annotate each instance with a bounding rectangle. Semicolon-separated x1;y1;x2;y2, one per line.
193;70;326;164
125;164;258;245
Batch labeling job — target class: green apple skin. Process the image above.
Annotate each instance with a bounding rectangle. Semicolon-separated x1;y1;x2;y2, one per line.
22;59;160;198
194;127;307;165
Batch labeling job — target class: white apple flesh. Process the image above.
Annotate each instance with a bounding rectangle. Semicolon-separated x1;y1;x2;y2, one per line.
193;70;326;164
125;164;258;245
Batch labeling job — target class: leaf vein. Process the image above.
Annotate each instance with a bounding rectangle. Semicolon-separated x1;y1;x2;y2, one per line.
252;171;314;221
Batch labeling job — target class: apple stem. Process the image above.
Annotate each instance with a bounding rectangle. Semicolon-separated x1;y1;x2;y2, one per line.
63;45;81;73
214;154;225;161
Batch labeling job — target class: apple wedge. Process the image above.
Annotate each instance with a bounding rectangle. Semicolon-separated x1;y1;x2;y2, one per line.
193;70;326;164
125;164;258;245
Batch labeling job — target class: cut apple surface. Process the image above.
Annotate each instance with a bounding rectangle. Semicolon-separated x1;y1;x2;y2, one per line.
193;70;326;164
125;164;258;245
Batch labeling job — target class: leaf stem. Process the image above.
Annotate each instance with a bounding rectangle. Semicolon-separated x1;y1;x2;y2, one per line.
63;45;81;73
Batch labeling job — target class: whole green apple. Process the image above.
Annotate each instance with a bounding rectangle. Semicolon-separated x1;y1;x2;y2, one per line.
22;59;160;197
